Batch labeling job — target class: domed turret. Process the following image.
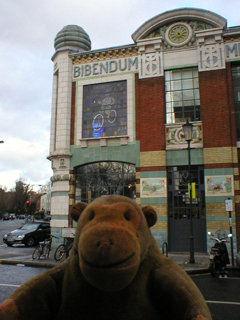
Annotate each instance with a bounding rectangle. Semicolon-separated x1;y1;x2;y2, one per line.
54;25;91;52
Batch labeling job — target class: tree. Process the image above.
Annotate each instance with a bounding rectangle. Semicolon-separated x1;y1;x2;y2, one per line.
0;187;7;218
14;181;30;215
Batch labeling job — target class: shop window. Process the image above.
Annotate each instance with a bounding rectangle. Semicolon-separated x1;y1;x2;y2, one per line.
75;162;136;203
165;68;201;124
82;81;127;138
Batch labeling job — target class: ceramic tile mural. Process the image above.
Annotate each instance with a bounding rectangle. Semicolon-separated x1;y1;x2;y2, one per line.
140;178;167;198
205;175;234;196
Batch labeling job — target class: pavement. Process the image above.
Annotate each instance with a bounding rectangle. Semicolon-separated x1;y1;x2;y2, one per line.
0;244;238;275
0;248;214;274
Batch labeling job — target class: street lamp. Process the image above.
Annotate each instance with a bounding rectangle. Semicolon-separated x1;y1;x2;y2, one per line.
183;119;195;264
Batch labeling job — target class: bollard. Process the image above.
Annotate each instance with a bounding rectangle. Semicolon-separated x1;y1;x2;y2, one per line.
162;242;168;257
236;251;240;267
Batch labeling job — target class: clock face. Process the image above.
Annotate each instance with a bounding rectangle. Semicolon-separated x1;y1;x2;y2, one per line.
169;25;189;44
165;23;192;47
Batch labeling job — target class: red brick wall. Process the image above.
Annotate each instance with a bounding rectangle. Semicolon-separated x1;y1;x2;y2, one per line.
135;74;166;151
200;65;239;251
199;67;236;148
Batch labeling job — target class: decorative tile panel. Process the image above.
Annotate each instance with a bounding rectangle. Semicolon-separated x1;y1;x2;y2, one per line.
198;42;225;71
139;51;163;78
165;122;203;150
137;38;163;79
196;29;225;72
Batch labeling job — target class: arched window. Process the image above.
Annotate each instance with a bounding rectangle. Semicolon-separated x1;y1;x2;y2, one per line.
75;162;136;203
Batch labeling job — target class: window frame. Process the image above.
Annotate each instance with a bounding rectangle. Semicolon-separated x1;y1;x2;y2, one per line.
76;74;134;146
165;68;201;124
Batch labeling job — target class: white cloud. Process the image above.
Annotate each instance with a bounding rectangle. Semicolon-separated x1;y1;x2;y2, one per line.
0;0;239;190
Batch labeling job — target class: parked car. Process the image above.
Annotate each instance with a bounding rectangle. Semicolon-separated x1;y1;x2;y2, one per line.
3;213;9;220
19;214;25;219
9;213;16;220
3;222;51;247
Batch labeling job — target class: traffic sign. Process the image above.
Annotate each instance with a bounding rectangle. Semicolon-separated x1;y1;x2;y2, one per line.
225;199;233;212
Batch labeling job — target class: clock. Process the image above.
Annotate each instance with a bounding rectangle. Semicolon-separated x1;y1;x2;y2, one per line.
165;22;192;47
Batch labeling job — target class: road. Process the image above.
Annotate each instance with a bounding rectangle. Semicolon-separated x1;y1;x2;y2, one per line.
192;271;240;320
0;218;38;260
1;219;240;319
0;266;239;319
0;219;49;303
0;218;24;245
0;264;48;304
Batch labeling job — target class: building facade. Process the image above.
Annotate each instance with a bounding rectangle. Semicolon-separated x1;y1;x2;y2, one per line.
48;8;240;253
40;183;51;214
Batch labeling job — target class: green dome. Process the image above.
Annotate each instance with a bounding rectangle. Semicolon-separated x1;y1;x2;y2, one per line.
54;25;91;51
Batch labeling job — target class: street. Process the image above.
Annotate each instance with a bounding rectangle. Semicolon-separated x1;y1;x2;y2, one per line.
0;219;49;303
192;271;240;320
0;264;48;304
0;218;24;245
0;264;239;319
0;218;39;260
0;219;240;319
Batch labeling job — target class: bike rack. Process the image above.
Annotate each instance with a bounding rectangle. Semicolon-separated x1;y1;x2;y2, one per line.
162;242;168;257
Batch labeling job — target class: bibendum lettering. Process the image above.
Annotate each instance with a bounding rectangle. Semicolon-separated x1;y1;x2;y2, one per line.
73;57;138;79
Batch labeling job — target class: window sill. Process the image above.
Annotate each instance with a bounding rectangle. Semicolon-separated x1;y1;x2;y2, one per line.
79;136;129;148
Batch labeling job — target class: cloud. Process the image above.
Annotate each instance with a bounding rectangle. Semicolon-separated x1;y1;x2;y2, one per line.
0;137;52;190
0;0;239;190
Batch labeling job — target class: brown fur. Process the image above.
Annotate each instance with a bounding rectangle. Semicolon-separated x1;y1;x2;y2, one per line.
0;195;212;320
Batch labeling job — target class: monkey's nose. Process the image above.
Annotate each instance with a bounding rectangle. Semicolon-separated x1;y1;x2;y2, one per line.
97;239;113;249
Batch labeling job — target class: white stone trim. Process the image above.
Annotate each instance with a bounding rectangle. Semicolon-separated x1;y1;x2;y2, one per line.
51;220;69;228
76;73;134;146
132;8;227;42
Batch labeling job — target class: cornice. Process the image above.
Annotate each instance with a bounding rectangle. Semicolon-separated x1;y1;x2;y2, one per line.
132;8;227;42
69;44;138;64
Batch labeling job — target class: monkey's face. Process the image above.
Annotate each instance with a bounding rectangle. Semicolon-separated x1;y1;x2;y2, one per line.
77;201;142;292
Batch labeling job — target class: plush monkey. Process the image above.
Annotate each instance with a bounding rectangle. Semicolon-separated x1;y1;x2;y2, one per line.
0;195;212;320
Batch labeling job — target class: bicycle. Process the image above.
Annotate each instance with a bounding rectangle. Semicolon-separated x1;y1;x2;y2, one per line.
54;237;74;261
32;235;58;260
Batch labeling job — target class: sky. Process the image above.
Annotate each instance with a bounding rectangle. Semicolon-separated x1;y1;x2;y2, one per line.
0;0;239;191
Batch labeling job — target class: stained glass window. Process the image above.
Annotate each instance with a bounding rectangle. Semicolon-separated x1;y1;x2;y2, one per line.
82;81;127;138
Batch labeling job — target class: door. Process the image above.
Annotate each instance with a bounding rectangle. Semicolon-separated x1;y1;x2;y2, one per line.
168;166;206;252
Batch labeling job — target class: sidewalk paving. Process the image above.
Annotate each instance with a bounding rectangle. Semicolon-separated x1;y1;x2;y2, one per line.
0;251;212;274
1;246;238;274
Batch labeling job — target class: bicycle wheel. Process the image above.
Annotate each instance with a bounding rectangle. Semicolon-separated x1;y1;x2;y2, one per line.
32;245;41;260
44;246;50;259
54;244;65;261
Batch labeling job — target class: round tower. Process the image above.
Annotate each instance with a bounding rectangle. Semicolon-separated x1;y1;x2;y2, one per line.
48;25;91;242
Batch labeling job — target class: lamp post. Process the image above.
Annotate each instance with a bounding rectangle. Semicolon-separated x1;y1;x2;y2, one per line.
183;119;195;264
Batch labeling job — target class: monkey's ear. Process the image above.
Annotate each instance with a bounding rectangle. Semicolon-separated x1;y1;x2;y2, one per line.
71;202;88;222
141;206;157;228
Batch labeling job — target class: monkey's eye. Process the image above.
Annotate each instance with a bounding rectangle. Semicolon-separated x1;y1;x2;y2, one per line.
124;211;131;221
89;211;95;220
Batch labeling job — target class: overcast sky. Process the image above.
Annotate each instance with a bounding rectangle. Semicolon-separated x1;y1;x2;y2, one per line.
0;0;239;191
